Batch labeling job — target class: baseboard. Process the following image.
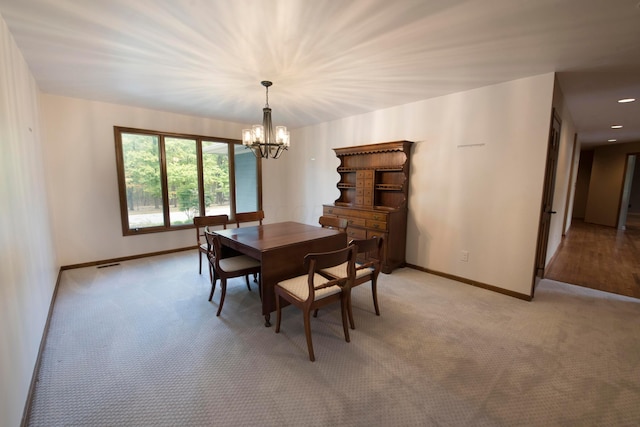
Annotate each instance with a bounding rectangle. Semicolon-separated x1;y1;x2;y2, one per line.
404;263;532;301
21;267;64;427
61;246;196;270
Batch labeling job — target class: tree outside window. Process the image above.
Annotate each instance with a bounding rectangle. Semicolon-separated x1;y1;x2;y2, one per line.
114;127;260;235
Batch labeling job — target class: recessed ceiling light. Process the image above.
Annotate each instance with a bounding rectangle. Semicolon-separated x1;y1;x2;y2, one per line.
611;125;623;129
608;139;617;142
618;98;636;103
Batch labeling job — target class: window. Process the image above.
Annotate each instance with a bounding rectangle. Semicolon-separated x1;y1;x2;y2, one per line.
114;127;261;235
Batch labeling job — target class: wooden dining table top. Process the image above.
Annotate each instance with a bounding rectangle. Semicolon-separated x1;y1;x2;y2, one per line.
212;221;348;326
213;221;344;254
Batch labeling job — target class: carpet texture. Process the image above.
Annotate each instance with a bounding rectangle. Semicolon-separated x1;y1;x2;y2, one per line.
26;250;640;426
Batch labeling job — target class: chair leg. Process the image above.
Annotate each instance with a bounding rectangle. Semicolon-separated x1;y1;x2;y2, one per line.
208;268;216;302
216;279;227;316
313;309;319;318
199;252;202;274
347;291;355;330
253;272;258;283
208;285;215;302
275;293;282;333
303;310;315;362
372;278;380;316
341;295;351;343
245;274;251;291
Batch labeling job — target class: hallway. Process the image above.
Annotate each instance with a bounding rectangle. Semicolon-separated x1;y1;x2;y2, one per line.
545;215;640;299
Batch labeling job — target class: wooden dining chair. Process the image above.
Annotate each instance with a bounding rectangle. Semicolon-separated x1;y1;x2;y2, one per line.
274;245;356;361
194;215;229;275
235;210;264;227
318;236;383;329
204;230;262;316
234;210;264;284
319;215;348;232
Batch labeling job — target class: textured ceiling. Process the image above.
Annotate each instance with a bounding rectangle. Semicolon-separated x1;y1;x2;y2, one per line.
1;0;639;148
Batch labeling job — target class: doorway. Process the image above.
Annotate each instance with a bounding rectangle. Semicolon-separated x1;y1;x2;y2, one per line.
545;149;640;299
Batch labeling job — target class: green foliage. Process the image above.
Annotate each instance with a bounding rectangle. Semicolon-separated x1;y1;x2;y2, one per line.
122;134;161;210
122;134;230;217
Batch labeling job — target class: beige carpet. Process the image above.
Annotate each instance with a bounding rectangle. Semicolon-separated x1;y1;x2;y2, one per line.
27;250;640;426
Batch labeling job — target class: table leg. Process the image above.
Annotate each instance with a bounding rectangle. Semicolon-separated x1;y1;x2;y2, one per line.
264;314;271;327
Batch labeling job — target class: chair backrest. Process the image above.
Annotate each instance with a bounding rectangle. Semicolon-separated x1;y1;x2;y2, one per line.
194;215;228;246
235;210;264;227
349;236;383;273
303;245;356;301
203;229;223;270
319;215;348;232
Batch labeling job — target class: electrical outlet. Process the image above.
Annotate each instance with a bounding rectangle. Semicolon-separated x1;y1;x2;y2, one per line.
461;250;469;262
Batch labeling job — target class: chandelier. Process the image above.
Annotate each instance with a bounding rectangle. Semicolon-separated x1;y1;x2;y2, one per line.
242;81;290;159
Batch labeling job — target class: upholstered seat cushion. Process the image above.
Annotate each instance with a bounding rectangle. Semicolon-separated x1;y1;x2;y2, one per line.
277;273;342;301
320;262;371;280
218;255;261;271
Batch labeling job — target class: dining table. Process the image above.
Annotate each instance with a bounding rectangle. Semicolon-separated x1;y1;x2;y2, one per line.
213;221;347;326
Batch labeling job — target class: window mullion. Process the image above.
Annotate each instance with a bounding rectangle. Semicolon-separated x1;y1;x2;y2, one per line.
228;143;237;218
196;138;205;216
158;135;171;228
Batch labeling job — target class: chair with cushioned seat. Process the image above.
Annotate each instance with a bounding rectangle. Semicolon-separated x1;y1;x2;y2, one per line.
194;215;229;275
234;210;264;284
274;245;356;362
318;236;383;329
204;230;262;316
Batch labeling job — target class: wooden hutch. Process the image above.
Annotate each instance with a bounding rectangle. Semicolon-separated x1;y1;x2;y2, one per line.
323;140;413;273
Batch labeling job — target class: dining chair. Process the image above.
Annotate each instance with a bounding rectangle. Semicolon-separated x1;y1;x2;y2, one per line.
318;215;348;232
234;210;264;284
204;230;262;316
235;210;264;227
194;215;229;275
274;245;356;362
318;236;383;329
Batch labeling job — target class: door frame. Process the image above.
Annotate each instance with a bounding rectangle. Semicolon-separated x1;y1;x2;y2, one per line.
530;108;561;297
561;133;578;237
616;153;638;229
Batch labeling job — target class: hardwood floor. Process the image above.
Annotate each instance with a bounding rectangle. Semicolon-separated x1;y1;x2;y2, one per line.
545;214;640;299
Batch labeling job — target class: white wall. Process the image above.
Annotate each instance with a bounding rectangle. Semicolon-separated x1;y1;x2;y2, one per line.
39;95;265;266
0;16;58;427
287;73;556;296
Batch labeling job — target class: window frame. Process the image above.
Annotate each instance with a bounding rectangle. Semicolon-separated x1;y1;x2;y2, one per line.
114;126;262;236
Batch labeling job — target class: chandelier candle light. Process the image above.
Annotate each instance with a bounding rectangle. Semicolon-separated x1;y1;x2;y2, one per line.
242;81;290;159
